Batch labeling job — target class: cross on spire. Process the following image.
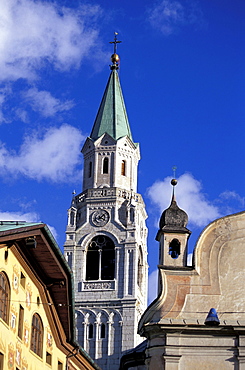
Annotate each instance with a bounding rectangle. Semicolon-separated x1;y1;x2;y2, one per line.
172;166;177;178
109;32;122;54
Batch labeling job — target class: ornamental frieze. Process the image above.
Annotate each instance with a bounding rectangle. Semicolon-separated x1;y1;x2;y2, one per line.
83;281;115;290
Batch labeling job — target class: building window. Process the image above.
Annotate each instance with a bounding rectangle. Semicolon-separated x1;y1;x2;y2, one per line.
30;313;43;357
169;238;180;259
46;352;52;365
37;296;40;307
100;323;106;339
70;210;75;226
0;271;10;324
58;361;63;370
20;272;26;288
86;236;115;281
103;157;109;174
66;252;73;269
0;352;3;370
17;305;24;339
121;160;126;176
89;161;92;178
88;324;94;339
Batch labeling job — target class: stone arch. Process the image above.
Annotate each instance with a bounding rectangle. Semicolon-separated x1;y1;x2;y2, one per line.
77;309;97;357
80;230;120;252
86;235;115;280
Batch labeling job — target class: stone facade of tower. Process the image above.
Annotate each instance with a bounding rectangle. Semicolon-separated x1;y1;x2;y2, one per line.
64;53;148;369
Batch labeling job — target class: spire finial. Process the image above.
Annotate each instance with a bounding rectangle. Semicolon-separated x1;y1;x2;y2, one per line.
171;166;178;201
172;166;177;178
109;32;121;70
109;32;121;54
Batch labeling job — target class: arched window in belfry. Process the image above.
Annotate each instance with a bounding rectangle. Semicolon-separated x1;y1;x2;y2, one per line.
103;157;109;174
121;160;126;176
88;323;94;339
100;322;106;339
169;238;180;259
86;236;115;281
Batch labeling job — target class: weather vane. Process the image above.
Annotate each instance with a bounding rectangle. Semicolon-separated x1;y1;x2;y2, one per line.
172;166;177;178
109;32;122;54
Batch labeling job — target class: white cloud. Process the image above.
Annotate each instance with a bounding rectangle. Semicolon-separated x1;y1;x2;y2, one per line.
0;211;58;240
219;190;245;206
23;88;74;117
147;173;221;228
0;210;40;222
0;124;85;182
14;108;29;123
216;190;245;216
47;225;58;241
147;0;204;35
0;85;13;123
0;0;102;81
148;269;158;304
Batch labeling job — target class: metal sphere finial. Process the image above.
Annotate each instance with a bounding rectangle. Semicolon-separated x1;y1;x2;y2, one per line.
171;178;178;186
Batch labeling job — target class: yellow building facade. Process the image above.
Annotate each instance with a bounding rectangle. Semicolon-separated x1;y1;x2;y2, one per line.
0;222;99;370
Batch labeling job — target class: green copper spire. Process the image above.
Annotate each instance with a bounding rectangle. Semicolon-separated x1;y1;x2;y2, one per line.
90;34;133;142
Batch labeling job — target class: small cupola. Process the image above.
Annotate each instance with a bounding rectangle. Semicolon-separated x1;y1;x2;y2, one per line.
156;178;191;267
159;179;189;232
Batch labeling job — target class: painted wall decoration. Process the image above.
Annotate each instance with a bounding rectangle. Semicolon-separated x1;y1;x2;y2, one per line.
12;265;19;294
15;342;21;368
22;357;28;370
10;305;17;333
23;321;30;346
46;326;53;351
8;342;14;369
25;283;32;310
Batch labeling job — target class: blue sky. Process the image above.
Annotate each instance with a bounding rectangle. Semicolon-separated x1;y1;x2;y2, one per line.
0;0;244;302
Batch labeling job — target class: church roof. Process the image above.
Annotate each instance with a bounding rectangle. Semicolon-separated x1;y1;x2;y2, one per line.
159;194;188;231
90;68;133;142
157;179;190;236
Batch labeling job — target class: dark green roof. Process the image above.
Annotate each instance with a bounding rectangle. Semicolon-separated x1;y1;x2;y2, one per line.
90;69;133;141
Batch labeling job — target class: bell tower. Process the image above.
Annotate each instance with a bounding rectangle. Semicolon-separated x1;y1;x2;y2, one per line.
156;179;191;269
64;34;148;370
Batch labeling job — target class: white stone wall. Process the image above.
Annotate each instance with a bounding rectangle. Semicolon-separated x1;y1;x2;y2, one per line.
82;134;140;193
64;133;148;370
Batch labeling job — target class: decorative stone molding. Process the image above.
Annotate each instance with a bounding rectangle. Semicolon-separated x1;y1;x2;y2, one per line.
83;281;115;291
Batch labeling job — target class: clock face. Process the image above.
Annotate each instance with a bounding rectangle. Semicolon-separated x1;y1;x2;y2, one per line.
91;210;110;227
